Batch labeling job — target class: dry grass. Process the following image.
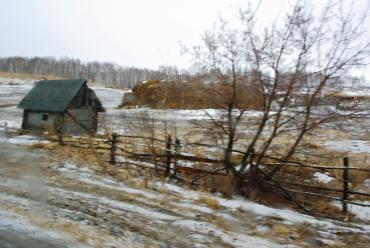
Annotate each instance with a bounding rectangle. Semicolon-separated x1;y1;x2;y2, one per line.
0;202;108;247
158;195;171;206
269;223;317;244
110;167;132;181
29;142;57;150
271;224;297;238
196;194;222;210
62;146;101;165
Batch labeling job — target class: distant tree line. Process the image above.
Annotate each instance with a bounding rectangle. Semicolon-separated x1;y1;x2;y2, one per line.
0;56;190;88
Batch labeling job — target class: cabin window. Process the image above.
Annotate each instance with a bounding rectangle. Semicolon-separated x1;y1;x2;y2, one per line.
42;113;48;121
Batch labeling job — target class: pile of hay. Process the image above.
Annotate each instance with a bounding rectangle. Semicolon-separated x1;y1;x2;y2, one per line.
120;80;263;109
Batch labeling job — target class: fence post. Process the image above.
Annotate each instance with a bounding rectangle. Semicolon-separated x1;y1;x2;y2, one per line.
342;157;349;213
56;126;64;146
165;135;172;177
249;148;257;184
174;138;181;176
4;122;8;134
110;133;117;165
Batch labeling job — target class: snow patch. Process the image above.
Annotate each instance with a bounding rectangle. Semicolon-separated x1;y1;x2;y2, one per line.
364;179;370;188
176;202;214;214
334;201;370;221
158;182;199;199
313;172;334;183
58;162;159;200
218;196;370;235
54;189;178;221
0;209;84;248
325;140;370;153
5;135;49;146
174;219;294;248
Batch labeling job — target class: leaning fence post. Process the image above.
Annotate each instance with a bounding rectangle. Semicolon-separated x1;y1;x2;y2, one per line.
110;133;117;165
342;157;349;213
174;138;181;176
165;135;172;177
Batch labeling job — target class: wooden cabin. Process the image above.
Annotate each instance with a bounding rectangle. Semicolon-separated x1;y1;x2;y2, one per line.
18;79;104;135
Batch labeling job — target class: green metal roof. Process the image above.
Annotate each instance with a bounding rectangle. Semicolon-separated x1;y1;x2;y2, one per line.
18;79;86;112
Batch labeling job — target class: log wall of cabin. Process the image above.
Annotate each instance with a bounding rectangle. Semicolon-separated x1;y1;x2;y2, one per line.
22;110;61;132
62;107;98;135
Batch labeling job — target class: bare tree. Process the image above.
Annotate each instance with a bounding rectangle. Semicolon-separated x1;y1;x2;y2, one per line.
188;0;370;189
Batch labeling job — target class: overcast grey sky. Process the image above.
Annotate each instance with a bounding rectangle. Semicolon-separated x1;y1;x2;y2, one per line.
0;0;369;77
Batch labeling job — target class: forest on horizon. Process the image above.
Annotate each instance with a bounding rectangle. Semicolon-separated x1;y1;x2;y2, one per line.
0;56;190;88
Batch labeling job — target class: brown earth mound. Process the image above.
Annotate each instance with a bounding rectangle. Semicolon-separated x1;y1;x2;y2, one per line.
121;80;263;109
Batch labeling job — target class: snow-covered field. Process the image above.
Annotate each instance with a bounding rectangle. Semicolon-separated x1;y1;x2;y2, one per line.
0;78;260;132
1;76;370;247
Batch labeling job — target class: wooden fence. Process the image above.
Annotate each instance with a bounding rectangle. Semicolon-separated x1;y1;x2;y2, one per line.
55;132;370;213
0;122;18;133
61;133;225;179
2;122;369;214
